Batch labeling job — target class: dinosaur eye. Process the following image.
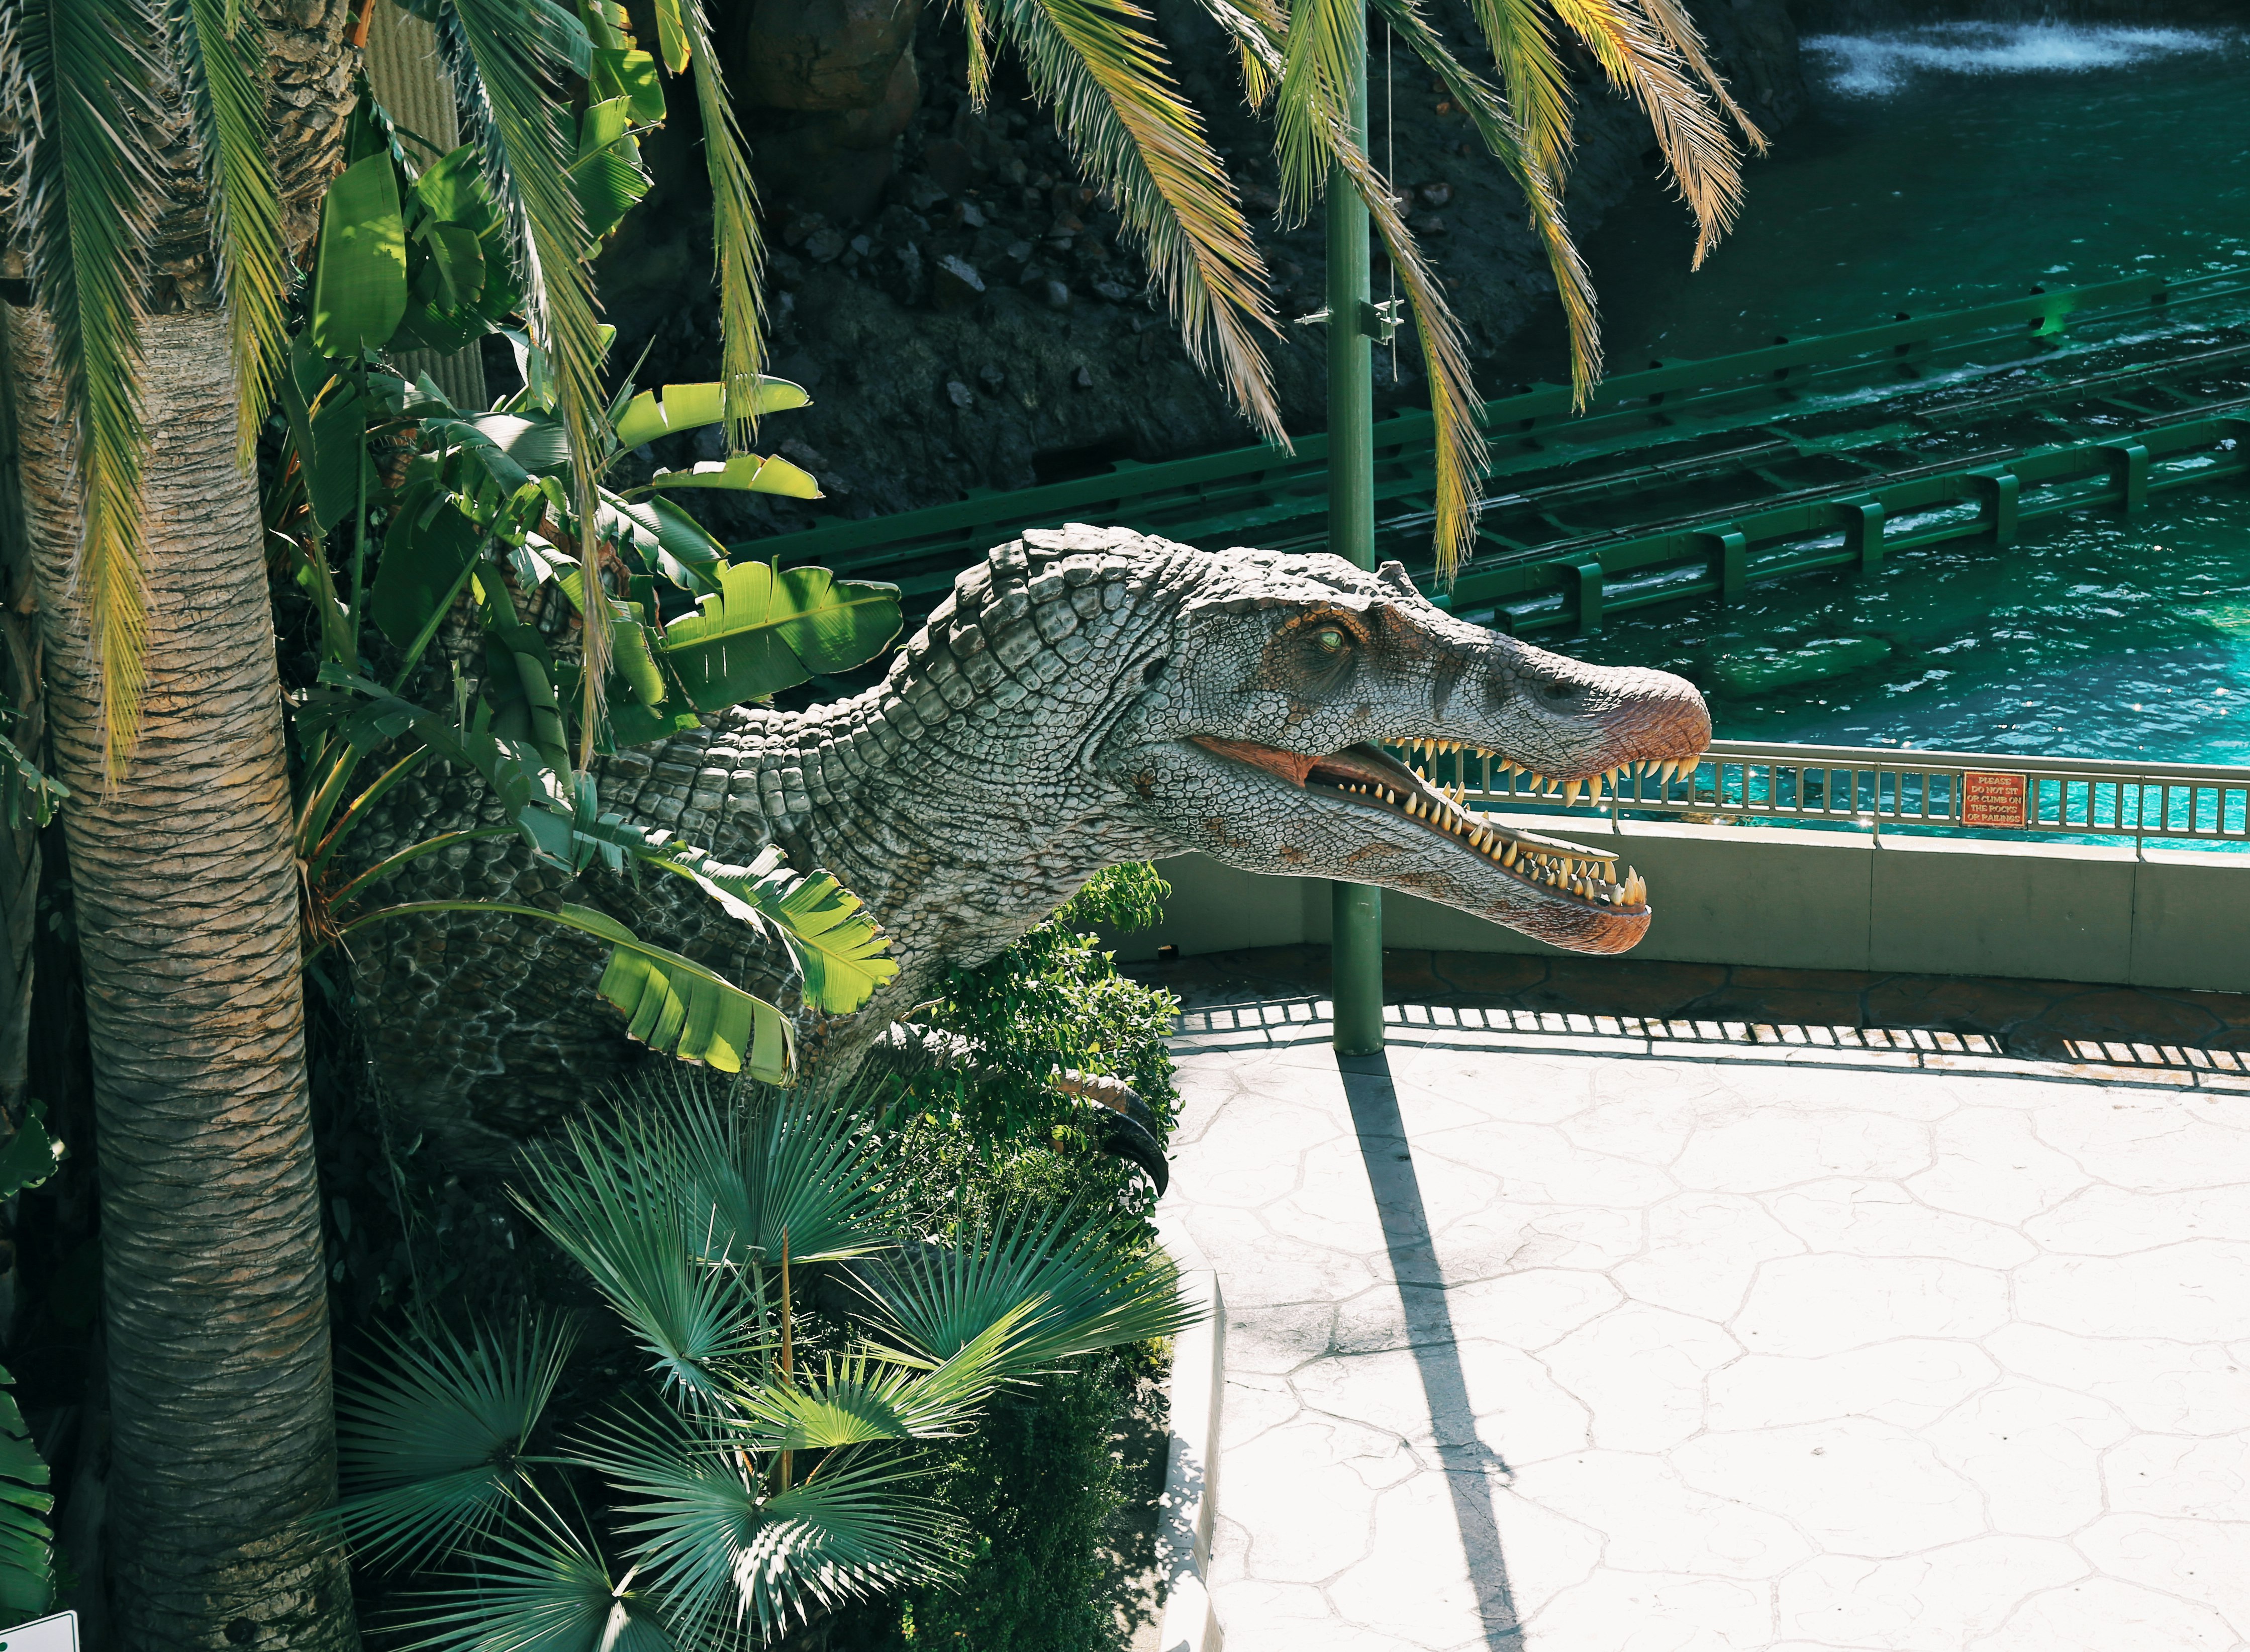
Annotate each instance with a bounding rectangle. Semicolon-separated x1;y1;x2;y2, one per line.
1314;627;1347;653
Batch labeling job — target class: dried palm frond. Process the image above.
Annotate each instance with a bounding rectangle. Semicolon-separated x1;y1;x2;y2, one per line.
1547;0;1752;266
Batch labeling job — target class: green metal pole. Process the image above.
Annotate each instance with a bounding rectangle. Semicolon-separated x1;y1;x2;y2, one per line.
1327;5;1384;1057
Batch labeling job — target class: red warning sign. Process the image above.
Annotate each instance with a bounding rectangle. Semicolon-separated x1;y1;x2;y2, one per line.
1962;770;2027;828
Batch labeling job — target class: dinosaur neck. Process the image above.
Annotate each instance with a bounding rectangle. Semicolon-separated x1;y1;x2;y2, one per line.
594;526;1203;996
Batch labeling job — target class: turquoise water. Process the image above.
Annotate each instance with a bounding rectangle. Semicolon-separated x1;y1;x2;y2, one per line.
1527;21;2250;767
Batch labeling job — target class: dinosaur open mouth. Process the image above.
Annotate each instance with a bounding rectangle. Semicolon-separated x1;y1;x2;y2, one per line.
1189;737;1648;913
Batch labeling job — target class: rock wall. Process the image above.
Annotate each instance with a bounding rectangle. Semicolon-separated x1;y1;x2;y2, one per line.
593;0;1807;539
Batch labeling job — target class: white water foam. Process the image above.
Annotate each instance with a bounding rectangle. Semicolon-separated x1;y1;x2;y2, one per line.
1805;22;2230;98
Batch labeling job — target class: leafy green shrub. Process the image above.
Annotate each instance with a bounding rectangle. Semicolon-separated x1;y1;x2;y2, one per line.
889;1362;1130;1652
330;1073;1193;1646
852;867;1182;1651
915;863;1180;1143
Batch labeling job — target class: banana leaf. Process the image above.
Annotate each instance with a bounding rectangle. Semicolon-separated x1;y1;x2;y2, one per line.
310;151;407;356
642;453;819;498
610;379;811;451
572;96;650;249
0;1103;63;1201
650;0;689;72
336;901;793;1081
656;561;901;714
593;46;666;124
606;494;725;594
0;1373;51;1616
396;144;522;353
368;491;483;649
646;843;898;1014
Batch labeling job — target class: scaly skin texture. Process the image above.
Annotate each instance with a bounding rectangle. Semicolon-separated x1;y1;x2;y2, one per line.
352;526;1707;1161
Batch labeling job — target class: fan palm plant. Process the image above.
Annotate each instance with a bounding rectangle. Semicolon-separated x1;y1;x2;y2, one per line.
332;1070;1194;1645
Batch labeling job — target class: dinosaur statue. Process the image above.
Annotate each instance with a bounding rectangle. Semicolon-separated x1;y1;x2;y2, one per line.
350;525;1709;1162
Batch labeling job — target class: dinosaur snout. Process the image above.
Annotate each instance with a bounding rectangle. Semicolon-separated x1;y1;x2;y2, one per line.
1487;646;1709;779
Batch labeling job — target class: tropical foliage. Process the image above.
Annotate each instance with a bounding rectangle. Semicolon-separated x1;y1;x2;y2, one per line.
2;0;1768;773
943;0;1765;572
331;1072;1195;1644
911;864;1180;1147
0;1103;68;1616
271;82;904;1080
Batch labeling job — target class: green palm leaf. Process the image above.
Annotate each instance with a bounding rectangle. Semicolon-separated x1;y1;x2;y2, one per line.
627;1071;889;1268
1263;0;1490;574
397;1501;676;1652
724;1352;987;1449
991;0;1283;442
2;0;163;779
164;0;287;461
582;1406;962;1645
515;1106;764;1408
869;1203;1196;1383
665;1;767;456
438;0;615;759
333;1312;579;1568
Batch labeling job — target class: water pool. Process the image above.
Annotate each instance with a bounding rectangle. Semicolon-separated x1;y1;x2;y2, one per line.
1505;20;2250;767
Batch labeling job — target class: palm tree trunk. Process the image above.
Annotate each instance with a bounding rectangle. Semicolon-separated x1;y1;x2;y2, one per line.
6;303;355;1649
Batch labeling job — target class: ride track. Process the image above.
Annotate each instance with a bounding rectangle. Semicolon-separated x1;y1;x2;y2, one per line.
743;267;2250;640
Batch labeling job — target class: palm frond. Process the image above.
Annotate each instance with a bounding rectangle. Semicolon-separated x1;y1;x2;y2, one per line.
515;1110;762;1407
991;0;1284;444
1547;0;1745;266
725;1343;1004;1449
629;1071;889;1270
1394;0;1603;406
1;0;163;780
165;0;287;461
959;0;997;110
1458;0;1574;176
332;1312;579;1568
869;1202;1195;1383
1186;0;1284;109
582;1405;962;1646
1266;0;1352;226
669;1;765;455
438;0;613;760
1262;0;1490;574
1635;0;1766;155
396;1499;676;1652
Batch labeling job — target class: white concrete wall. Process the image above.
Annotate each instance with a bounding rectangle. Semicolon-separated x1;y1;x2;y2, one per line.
1111;814;2250;993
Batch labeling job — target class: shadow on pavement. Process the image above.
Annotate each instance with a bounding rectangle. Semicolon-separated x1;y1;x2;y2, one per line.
1339;1052;1524;1650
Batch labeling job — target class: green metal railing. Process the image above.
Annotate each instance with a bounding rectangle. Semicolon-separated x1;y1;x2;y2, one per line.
745;269;2250;631
1402;738;2250;849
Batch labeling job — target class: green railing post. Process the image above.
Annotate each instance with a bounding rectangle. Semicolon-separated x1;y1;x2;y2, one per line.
1328;3;1383;1056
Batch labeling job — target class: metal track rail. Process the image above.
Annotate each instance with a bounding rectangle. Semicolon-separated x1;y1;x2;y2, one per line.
745;269;2250;633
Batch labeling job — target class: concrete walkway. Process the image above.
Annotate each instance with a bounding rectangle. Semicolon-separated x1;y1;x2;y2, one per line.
1160;997;2250;1651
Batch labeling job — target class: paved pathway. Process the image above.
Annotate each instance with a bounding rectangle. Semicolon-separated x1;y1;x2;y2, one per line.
1160;998;2250;1652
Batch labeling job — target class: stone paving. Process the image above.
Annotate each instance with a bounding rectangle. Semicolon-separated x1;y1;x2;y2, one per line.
1158;996;2250;1651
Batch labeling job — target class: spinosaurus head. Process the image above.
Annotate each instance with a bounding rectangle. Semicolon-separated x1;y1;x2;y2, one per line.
1093;539;1709;953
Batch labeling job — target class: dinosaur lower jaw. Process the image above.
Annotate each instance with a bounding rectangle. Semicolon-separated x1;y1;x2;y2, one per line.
1188;737;1649;916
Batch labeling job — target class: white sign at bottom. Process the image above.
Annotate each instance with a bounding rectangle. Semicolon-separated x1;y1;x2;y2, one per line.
0;1610;78;1652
